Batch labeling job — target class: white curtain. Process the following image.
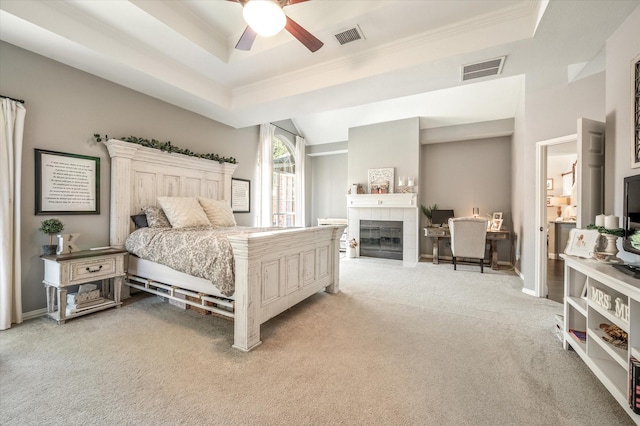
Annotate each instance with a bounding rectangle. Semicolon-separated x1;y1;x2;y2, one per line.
258;123;275;227
294;135;306;227
0;98;26;330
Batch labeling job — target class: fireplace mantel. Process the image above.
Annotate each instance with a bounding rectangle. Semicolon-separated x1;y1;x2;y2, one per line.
346;193;419;266
347;193;417;209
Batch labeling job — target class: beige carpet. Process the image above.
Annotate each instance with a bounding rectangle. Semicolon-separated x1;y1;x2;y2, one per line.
0;258;634;425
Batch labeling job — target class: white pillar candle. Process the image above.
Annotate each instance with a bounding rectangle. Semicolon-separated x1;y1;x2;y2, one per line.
604;215;619;229
407;177;414;186
398;176;405;186
595;214;605;227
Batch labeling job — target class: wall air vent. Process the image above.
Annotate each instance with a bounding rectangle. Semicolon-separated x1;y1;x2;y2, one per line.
461;56;506;81
334;26;365;45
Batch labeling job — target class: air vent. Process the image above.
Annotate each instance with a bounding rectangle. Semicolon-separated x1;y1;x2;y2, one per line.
334;26;365;45
461;56;506;81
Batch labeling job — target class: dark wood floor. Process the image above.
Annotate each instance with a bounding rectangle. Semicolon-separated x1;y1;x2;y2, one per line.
547;258;564;304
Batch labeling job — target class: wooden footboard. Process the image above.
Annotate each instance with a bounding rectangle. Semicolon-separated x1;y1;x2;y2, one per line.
228;225;344;351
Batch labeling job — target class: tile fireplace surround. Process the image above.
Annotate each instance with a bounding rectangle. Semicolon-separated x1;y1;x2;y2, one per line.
347;193;419;266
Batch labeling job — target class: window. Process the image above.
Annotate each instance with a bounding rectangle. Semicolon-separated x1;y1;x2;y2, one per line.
271;134;296;226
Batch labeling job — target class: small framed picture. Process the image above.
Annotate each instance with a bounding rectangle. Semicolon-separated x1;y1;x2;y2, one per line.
564;229;600;258
546;178;554;190
490;218;503;231
492;212;503;221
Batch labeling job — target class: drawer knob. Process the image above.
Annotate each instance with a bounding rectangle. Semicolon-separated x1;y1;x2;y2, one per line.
86;265;103;273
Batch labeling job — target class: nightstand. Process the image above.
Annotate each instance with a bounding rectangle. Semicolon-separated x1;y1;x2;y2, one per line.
41;248;127;324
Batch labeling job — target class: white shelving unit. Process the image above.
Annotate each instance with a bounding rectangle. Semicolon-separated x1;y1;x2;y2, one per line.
561;254;640;424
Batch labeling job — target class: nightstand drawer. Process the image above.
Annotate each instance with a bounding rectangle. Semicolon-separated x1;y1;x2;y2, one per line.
69;257;117;283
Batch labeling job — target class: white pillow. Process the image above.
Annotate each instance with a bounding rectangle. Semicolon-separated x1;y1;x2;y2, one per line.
157;197;210;228
198;197;237;227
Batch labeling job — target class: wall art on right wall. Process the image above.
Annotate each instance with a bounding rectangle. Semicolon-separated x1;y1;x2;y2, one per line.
632;53;639;168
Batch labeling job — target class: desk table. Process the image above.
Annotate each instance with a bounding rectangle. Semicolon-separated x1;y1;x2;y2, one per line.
424;227;510;270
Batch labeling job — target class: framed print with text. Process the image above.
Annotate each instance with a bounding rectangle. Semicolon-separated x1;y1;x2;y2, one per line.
231;178;250;213
35;149;100;215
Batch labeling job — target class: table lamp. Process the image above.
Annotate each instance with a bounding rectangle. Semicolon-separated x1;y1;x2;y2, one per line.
549;196;570;221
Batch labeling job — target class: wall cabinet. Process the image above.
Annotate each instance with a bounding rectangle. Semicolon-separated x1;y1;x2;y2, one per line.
561;254;639;424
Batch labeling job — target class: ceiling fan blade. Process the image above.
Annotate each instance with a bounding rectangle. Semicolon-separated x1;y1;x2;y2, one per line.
235;26;258;51
285;16;323;52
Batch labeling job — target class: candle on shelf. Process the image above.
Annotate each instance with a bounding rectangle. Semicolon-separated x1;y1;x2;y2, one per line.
407;177;414;186
398;176;406;186
604;215;619;229
595;214;605;227
473;207;479;217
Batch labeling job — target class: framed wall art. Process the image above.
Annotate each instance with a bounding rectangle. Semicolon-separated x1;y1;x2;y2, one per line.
632;53;639;168
546;178;554;190
35;149;100;215
231;178;250;213
368;167;394;194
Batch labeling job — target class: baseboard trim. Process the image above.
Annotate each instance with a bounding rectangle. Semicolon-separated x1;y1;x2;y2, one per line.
521;287;536;297
23;308;47;321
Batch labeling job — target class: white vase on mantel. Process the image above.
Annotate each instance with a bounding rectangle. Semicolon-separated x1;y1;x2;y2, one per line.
347;246;356;258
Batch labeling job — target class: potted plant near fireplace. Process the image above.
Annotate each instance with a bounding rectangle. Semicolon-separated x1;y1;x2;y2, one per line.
39;218;64;255
421;203;438;227
347;238;358;258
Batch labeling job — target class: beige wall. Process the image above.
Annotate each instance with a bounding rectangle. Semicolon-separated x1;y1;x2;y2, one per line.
420;136;512;261
311;153;348;222
517;70;606;291
0;42;260;313
605;7;640;264
348;117;420;190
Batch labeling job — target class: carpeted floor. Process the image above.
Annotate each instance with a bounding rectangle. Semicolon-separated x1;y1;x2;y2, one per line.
0;258;634;425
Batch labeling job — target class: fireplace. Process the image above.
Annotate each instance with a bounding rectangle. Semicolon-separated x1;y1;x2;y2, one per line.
360;220;403;260
346;193;419;266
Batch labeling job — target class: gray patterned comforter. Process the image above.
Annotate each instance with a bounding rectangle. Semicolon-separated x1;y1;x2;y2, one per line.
125;226;273;296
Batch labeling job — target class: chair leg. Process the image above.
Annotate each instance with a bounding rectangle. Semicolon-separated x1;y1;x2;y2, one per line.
480;258;483;273
453;256;457;270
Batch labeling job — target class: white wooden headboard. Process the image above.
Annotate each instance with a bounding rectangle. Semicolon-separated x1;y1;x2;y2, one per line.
104;139;238;248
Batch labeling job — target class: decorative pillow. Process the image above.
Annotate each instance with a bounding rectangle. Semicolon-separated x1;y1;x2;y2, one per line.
130;213;148;229
198;197;237;227
142;206;171;228
157;196;210;228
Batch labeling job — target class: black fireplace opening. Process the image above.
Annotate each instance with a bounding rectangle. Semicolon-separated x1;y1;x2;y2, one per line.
359;220;403;260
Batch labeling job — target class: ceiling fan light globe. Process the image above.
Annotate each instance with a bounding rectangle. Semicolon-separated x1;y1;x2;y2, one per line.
243;0;286;37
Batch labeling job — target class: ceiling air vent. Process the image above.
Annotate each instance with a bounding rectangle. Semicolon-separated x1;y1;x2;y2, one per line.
461;56;506;81
334;26;365;45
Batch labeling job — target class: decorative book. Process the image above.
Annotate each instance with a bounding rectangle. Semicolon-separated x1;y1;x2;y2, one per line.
569;329;587;342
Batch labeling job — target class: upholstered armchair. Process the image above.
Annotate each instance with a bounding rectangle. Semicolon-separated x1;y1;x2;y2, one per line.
448;217;488;273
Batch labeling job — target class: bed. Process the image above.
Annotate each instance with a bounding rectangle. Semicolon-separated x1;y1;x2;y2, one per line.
104;139;344;351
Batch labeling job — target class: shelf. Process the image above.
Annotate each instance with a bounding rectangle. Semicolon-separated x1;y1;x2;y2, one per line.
50;300;120;322
587;328;628;369
562;255;640;424
567;296;587;316
564;330;586;355
588;299;629;333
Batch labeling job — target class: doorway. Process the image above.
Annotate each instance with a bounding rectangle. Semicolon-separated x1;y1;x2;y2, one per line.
546;143;577;303
535;134;577;300
534;118;605;300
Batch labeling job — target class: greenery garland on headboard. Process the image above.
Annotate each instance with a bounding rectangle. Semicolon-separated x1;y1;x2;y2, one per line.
93;134;237;164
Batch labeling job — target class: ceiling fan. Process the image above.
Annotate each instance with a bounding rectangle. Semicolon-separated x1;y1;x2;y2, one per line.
229;0;324;52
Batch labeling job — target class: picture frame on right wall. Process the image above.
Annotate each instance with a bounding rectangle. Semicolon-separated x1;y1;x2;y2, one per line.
632;53;639;168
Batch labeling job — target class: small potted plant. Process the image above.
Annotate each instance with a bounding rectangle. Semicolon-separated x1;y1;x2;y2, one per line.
421;203;438;227
347;238;358;258
39;218;64;255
